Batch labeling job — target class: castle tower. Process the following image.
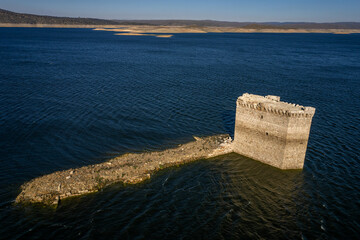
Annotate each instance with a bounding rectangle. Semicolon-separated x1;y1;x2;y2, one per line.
233;93;316;169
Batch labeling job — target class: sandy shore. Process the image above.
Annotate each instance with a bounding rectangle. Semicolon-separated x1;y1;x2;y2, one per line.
93;25;360;34
92;25;360;38
1;23;360;34
16;134;232;206
114;32;173;38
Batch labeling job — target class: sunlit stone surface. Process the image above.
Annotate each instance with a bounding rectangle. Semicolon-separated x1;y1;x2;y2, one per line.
234;93;316;169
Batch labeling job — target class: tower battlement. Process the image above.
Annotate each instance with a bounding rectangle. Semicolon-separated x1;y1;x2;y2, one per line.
234;93;316;169
237;93;315;118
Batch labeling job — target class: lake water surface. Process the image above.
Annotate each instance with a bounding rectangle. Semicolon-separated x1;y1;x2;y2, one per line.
0;28;359;239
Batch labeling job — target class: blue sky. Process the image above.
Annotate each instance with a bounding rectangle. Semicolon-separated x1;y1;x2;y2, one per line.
1;0;359;22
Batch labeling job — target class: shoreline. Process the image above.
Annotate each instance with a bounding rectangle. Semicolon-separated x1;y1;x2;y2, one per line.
1;23;360;34
15;134;232;206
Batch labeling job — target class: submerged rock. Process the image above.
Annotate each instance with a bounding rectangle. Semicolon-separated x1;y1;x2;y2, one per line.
16;134;232;206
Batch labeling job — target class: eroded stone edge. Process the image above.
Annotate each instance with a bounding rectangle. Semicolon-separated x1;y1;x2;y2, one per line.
15;134;233;206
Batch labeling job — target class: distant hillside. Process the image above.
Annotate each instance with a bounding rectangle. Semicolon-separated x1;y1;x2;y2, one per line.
114;20;360;29
0;8;119;25
1;8;360;29
271;22;360;29
113;19;252;27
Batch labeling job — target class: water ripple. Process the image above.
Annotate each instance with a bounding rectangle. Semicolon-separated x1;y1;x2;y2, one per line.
0;29;359;239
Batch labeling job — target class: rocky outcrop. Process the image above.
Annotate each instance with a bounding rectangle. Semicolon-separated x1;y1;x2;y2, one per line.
16;134;232;206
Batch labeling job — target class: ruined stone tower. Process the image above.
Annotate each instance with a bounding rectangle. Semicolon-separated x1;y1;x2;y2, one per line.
233;93;315;169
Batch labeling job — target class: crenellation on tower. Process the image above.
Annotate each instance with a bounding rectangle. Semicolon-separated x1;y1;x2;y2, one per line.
234;93;315;169
236;93;315;119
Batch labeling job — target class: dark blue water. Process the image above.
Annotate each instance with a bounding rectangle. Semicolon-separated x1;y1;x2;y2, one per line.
0;28;359;239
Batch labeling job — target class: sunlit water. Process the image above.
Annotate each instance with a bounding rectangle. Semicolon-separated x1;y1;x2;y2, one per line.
0;28;359;239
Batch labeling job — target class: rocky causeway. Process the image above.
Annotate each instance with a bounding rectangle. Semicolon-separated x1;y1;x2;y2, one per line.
16;134;233;206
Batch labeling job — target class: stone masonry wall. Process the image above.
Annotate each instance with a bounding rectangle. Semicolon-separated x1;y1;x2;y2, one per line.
233;93;315;169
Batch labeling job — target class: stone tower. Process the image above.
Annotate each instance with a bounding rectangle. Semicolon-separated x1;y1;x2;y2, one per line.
233;93;315;169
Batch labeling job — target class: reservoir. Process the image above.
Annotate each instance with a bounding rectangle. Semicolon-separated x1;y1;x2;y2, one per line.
0;28;359;239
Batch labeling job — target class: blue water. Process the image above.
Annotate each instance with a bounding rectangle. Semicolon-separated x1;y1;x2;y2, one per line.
0;28;359;239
